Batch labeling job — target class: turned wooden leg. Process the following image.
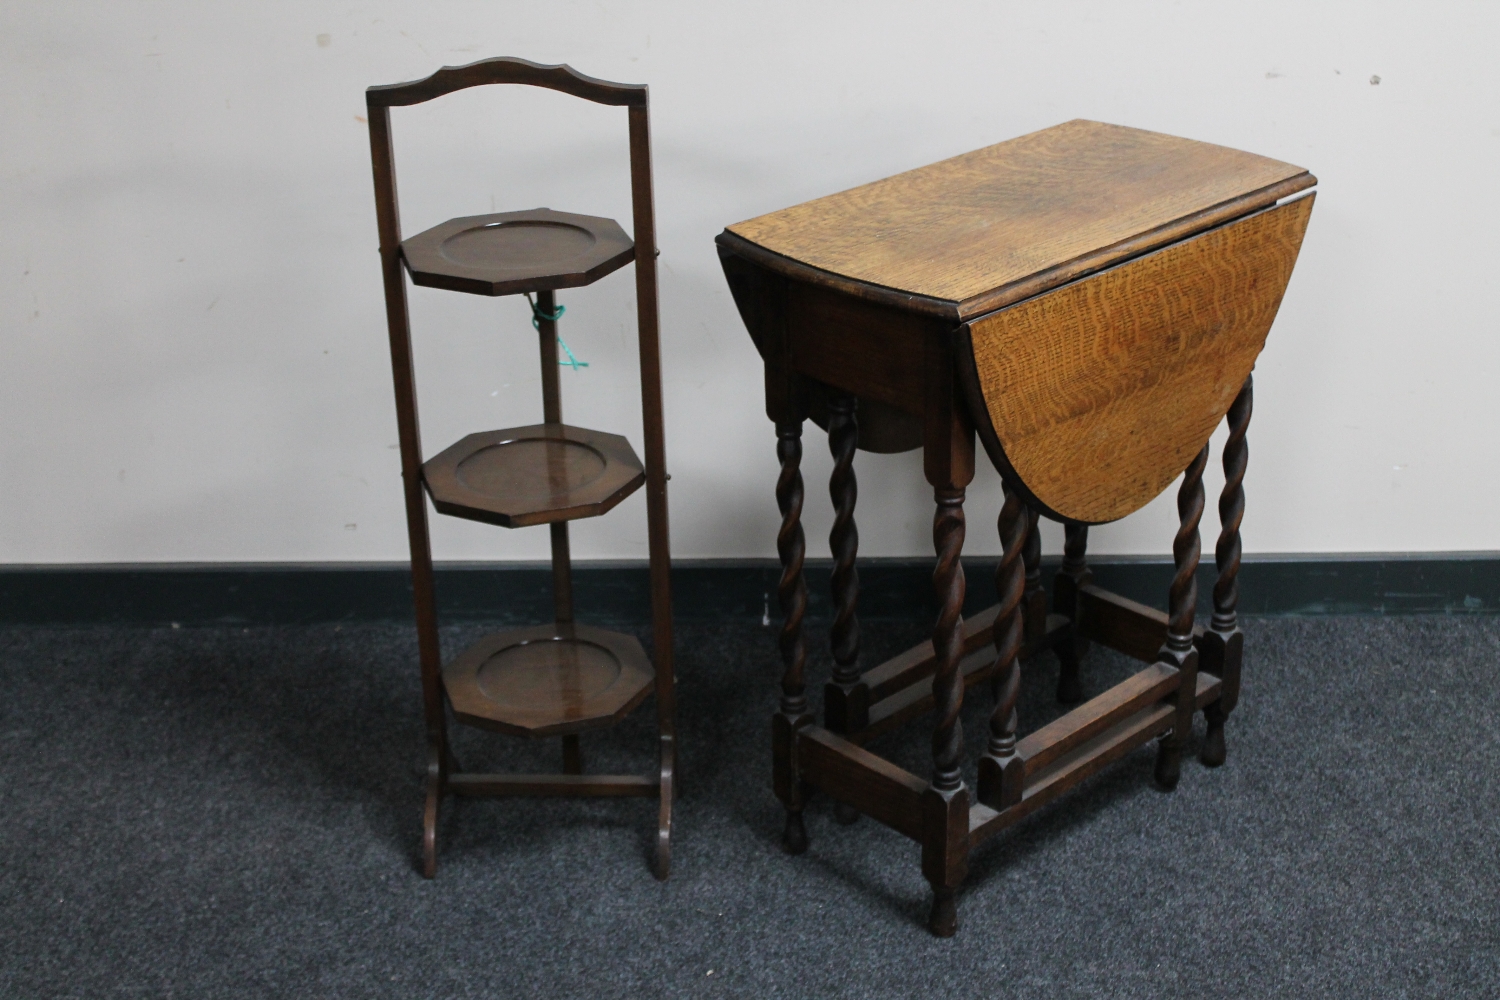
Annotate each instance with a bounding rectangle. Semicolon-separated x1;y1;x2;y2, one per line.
1154;444;1208;790
824;389;863;825
1201;375;1251;767
1053;524;1090;704
1021;505;1047;647
773;419;813;854
978;487;1027;809
929;486;968;795
924;483;970;936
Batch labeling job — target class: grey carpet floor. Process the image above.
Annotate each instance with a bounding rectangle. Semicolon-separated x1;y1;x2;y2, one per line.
1;615;1497;998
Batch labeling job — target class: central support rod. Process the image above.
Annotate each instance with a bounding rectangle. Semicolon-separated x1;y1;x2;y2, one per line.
536;289;579;774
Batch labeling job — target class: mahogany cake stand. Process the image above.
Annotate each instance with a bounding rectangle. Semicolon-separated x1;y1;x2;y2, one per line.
367;57;676;880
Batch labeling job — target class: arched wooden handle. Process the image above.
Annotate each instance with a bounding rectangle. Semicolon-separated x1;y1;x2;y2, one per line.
366;56;646;108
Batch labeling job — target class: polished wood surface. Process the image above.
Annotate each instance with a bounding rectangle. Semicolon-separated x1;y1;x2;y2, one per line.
798;727;926;840
401;208;634;297
864;604;1000;700
855;615;1068;746
785;282;937;414
727;119;1313;319
421;423;645;528
367;55;646;108
806;383;923;453
968;671;1226;849
1016;661;1178;778
963;194;1313;524
443;623;654;738
1077;584;1197;664
969;701;1176;842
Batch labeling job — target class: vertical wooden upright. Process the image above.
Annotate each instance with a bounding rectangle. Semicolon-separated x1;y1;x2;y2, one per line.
627;102;678;873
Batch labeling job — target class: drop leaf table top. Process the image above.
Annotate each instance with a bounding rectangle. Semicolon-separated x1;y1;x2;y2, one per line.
719;119;1316;524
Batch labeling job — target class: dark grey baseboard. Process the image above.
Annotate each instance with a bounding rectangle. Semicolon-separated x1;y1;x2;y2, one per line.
2;554;1498;626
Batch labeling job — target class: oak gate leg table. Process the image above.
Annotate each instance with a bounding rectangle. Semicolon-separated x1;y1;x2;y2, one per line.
716;120;1315;936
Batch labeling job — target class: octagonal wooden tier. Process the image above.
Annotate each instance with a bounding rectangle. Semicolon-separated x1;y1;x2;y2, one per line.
422;423;645;528
401;207;634;296
443;623;655;738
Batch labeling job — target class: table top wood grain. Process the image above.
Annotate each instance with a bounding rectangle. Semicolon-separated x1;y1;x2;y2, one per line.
963;194;1315;523
725;120;1314;321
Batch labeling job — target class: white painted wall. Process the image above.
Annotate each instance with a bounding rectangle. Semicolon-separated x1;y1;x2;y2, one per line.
2;1;1496;566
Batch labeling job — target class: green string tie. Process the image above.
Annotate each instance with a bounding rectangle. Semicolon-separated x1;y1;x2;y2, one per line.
526;293;588;370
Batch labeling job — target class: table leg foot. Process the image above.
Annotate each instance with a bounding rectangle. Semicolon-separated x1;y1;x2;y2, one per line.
927;886;958;938
654;836;672;880
1056;659;1080;707
562;734;583;775
1200;703;1228;767
1154;735;1183;790
782;809;808;855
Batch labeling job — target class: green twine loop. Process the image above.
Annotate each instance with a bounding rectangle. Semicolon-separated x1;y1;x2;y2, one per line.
526;293;565;327
525;293;588;370
555;336;588;371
